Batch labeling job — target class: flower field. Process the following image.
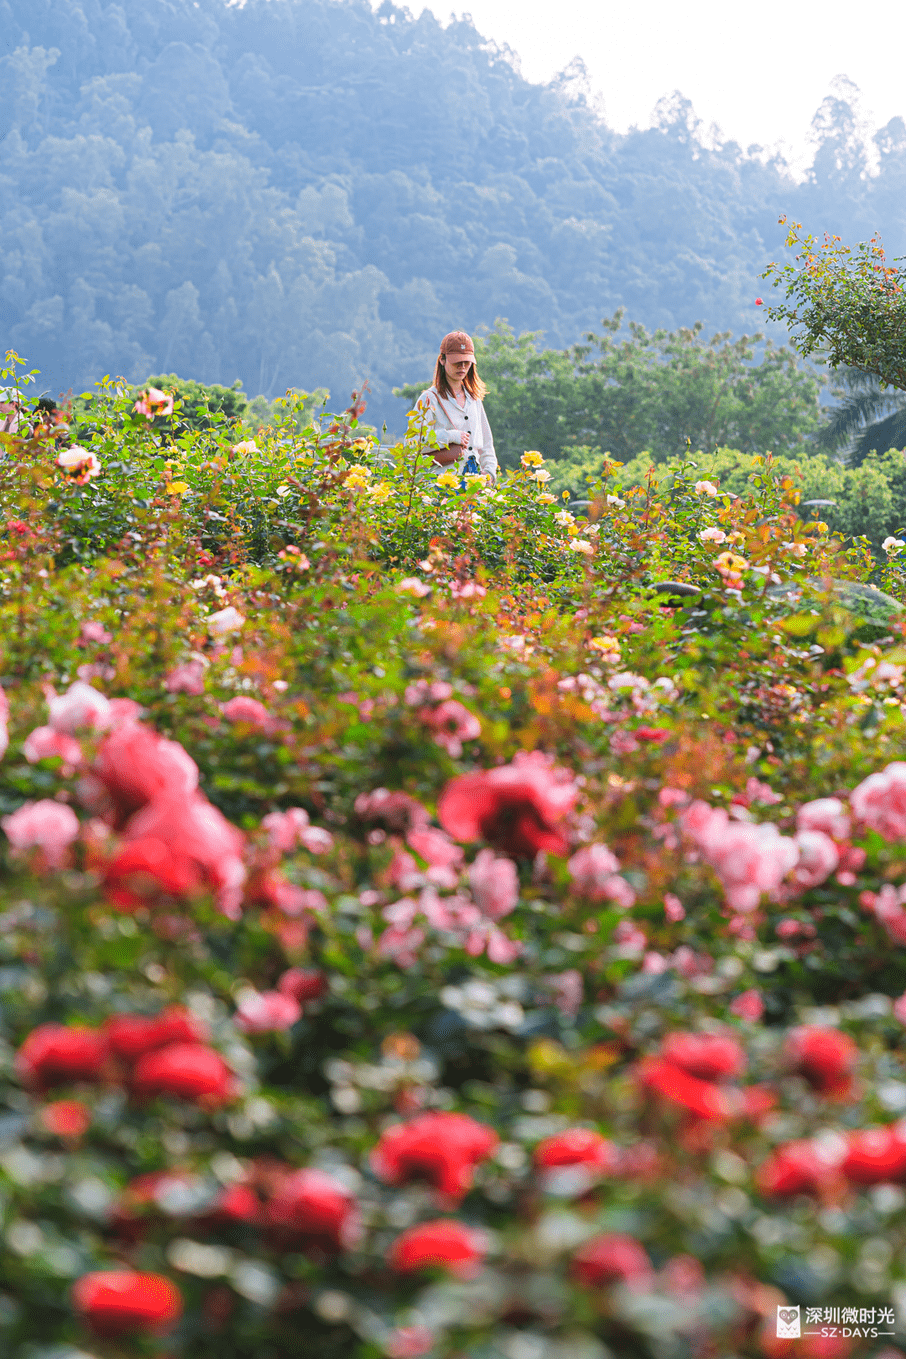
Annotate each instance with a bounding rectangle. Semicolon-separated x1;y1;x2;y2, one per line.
5;364;906;1358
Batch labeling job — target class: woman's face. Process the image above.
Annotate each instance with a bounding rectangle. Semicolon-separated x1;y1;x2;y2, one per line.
441;353;473;386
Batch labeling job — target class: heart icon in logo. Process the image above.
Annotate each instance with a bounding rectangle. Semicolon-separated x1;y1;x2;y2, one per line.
779;1309;798;1325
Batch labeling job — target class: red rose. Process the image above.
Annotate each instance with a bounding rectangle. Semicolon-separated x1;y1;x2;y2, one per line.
39;1099;90;1139
571;1233;653;1289
634;726;671;743
94;723;198;823
371;1112;499;1200
785;1026;857;1095
637;1056;737;1121
111;1171;195;1241
278;967;328;1003
756;1141;831;1197
213;1182;260;1223
841;1126;906;1184
264;1168;358;1252
103;836;200;911
438;752;577;858
72;1271;183;1337
16;1024;107;1090
660;1031;746;1081
388;1219;485;1276
533;1128;616;1172
118;794;246;915
131;1042;235;1104
104;1007;208;1062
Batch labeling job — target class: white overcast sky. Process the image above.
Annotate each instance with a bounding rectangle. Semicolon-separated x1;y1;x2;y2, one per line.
412;0;906;169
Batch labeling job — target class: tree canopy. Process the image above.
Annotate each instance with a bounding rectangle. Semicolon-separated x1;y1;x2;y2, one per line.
761;219;906;391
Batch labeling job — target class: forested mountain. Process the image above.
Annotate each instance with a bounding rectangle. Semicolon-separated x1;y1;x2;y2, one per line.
2;0;906;432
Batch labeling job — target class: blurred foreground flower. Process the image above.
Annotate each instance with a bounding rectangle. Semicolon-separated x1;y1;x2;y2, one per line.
73;1270;182;1337
388;1219;486;1276
56;444;101;483
2;798;80;868
133;387;174;418
439;751;577;858
264;1168;360;1252
371;1112;498;1201
571;1233;653;1289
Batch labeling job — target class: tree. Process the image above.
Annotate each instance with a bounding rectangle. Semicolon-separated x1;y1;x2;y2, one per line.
761;218;906;391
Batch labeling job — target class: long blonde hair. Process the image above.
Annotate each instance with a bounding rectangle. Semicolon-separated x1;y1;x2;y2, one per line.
433;353;487;401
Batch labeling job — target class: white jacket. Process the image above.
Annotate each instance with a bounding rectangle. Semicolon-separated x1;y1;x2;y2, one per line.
416;386;499;478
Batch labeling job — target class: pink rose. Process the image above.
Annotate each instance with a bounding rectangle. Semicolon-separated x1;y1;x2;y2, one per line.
664;892;685;922
729;989;765;1022
355;788;430;834
261;807;311;851
796;796;851;841
57;445;101;484
567;843;635;907
47;681;111;733
235;989;301;1033
23;726;82;767
468;848;518;919
407;825;463;869
261;808;332;854
789;829;839;890
684;802;799;912
133;387;174;419
851;763;906;840
421;699;481;757
299;825;333;854
79;621;113;645
863;884;906;944
164;662;206;696
545;968;583;1015
2;799;80;867
221;696;270;728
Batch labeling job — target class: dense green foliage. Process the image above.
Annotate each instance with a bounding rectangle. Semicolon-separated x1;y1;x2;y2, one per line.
396;317;824;469
5;366;906;1354
762;222;906;393
4;0;906;430
548;444;906;548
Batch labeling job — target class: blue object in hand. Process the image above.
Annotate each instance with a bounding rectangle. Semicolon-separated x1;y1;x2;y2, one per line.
460;452;480;491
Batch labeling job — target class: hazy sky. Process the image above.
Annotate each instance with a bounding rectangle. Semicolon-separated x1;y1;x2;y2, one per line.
416;0;905;168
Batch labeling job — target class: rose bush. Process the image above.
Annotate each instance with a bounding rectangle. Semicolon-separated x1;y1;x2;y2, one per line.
3;360;906;1355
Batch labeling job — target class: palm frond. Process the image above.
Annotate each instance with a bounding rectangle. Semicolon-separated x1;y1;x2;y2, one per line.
817;366;906;455
851;406;906;465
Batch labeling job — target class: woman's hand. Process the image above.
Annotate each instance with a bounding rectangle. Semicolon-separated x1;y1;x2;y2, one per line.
459;430;471;450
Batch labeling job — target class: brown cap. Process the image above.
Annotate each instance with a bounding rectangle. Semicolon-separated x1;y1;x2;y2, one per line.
440;331;475;361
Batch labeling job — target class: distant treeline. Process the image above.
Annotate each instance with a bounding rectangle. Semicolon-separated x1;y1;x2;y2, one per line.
3;0;906;430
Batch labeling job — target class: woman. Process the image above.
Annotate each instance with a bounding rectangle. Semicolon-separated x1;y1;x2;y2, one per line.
416;331;498;481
